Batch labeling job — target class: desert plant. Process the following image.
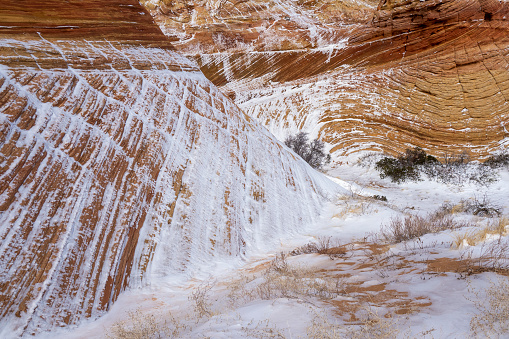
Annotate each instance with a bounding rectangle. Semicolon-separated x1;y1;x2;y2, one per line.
452;217;508;249
375;147;498;185
422;159;497;186
455;236;509;279
375;156;420;183
254;253;345;301
375;147;437;183
285;132;331;169
442;151;470;165
356;152;385;168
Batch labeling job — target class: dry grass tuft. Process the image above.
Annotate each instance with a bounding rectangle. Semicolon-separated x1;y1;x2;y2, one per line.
256;254;346;301
452;217;509;248
106;309;182;339
455;237;509;278
307;307;402;339
226;252;347;307
470;277;509;337
241;319;288;338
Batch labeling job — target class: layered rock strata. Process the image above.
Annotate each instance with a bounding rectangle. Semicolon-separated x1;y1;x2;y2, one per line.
0;1;338;335
145;0;509;159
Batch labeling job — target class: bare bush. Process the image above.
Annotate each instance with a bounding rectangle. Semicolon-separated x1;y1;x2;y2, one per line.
252;253;346;301
188;282;214;319
289;237;347;259
242;319;288;338
456;237;509;278
285;132;331;169
463;194;502;217
290;242;320;256
484;151;509;169
256;266;344;301
380;212;468;243
422;160;497;186
442;151;470;165
356;152;385;168
268;252;290;273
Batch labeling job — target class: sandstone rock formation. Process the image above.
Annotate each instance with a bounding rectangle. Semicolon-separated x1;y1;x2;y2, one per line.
144;0;509;159
0;1;339;335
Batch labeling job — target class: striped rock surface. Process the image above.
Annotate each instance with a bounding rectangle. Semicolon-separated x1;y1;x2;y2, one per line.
145;0;509;159
0;1;339;335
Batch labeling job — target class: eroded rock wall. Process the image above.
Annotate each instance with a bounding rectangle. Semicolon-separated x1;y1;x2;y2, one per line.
0;1;339;335
145;0;509;159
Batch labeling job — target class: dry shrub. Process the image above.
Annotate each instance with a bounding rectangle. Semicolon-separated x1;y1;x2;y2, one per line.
257;266;345;301
462;195;502;217
356;152;385;168
106;309;178;339
228;253;345;303
227;274;257;308
290;237;347;259
188;282;214;319
380;212;468;243
470;277;509;337
440;195;502;218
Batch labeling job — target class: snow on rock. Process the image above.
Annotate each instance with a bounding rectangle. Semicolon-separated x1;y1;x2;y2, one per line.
0;36;342;337
146;0;509;160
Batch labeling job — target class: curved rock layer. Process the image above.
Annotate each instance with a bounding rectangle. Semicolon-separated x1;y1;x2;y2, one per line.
140;0;377;53
147;0;509;159
0;2;338;336
0;0;170;44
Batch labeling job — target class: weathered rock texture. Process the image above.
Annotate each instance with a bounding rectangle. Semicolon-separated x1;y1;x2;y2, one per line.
140;0;377;53
145;0;509;159
0;1;338;335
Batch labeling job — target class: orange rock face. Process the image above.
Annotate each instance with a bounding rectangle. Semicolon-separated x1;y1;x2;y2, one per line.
146;0;509;159
0;1;337;335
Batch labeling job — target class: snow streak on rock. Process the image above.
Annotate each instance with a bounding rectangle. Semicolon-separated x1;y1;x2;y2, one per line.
0;39;339;336
148;0;509;159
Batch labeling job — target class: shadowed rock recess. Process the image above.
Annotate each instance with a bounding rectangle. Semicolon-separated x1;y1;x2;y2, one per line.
143;0;509;159
0;0;339;335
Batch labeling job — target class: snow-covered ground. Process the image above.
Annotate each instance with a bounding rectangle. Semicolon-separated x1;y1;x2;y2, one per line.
33;160;509;339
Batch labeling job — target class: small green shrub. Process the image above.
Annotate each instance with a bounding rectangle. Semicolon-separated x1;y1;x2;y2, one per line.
375;147;498;185
375;147;437;183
